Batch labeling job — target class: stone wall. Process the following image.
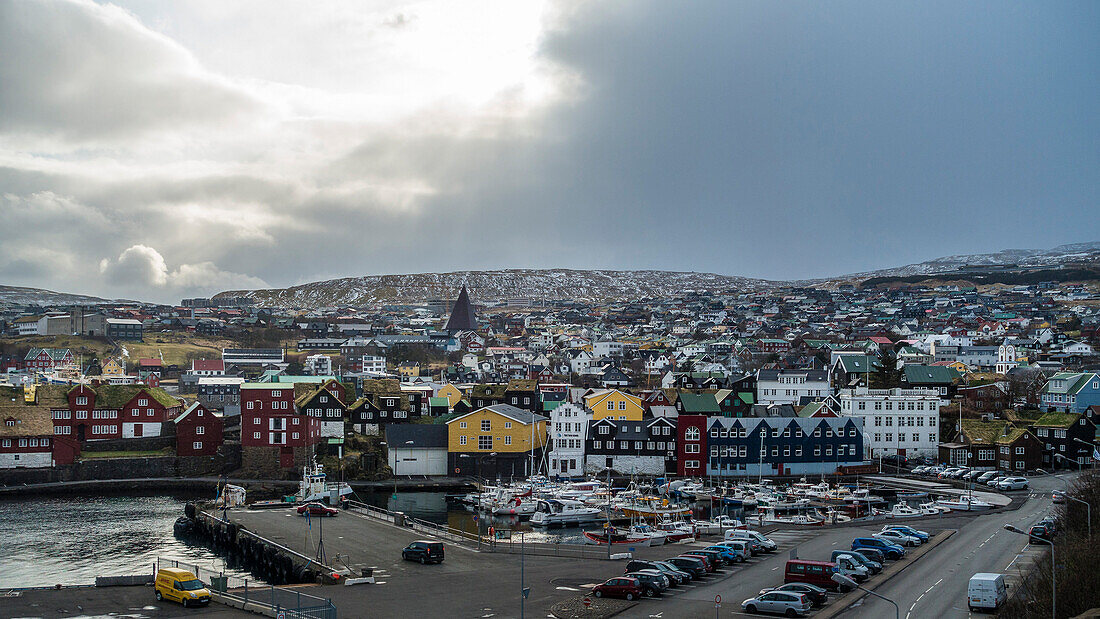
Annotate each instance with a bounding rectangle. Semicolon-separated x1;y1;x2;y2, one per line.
82;434;176;452
239;444;314;480
584;454;665;476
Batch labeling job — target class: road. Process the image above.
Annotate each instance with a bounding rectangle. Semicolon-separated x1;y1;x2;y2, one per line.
851;474;1067;619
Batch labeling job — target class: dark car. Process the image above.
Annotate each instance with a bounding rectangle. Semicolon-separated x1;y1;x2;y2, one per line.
1028;525;1051;544
853;546;885;565
626;560;686;585
296;503;339;517
401;540;445;564
666;556;707;578
758;582;830;608
680;553;717;572
593;577;643;600
686;549;726;570
625;571;668;597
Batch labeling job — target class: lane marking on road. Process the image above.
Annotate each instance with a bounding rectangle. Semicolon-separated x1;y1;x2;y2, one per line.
555;586;579;591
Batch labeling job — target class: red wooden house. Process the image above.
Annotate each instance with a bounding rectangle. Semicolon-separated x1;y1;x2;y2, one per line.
52;384;181;442
676;414;708;477
241;384;320;469
175;403;224;457
23;348;75;372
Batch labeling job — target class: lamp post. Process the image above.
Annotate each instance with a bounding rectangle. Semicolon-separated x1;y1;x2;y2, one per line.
1004;524;1055;619
831;573;898;619
459;452;496;551
1055;453;1082;471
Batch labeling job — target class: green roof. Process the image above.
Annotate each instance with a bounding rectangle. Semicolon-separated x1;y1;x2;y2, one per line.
678;392;720;414
429;397;450;407
836;355;881;373
738;392;754;405
1033;412;1081;428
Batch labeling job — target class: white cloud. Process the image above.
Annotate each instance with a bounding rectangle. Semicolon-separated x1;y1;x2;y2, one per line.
98;245;269;301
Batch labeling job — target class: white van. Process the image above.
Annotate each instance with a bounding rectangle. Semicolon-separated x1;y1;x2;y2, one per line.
724;529;777;551
968;573;1007;611
832;554;870;582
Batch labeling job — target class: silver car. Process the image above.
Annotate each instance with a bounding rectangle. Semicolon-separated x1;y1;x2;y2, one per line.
996;477;1029;491
742;591;812;616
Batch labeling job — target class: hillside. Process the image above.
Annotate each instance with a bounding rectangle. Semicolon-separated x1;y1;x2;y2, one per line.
214;269;775;308
0;285;112;307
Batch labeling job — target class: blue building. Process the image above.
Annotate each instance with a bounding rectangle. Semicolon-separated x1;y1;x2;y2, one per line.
704;416;865;478
1039;372;1100;413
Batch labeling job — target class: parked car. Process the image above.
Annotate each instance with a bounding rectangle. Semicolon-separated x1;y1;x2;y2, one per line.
969;573;1008;612
874;530;921;547
592;577;643;600
976;471;998;483
742;591;812;617
985;474;1008;486
666;556;707;578
832;549;882;574
963;470;985;481
948;468;971;479
625;570;668;597
785;559;865;590
1028;524;1051;544
650;560;691;585
626;560;686;585
759;583;829;608
297;503;339;517
704;545;746;564
851;546;886;565
883;525;930;542
710;541;751;562
996;477;1029;491
726;529;778;552
680;552;720;572
912;465;930;475
852;537;906;560
401;540;445;564
1036;516;1058;533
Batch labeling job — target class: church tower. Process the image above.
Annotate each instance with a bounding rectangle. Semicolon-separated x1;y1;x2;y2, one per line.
444;284;477;333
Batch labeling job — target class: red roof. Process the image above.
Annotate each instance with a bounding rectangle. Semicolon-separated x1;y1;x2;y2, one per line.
192;359;224;372
139;358;163;367
869;336;893;344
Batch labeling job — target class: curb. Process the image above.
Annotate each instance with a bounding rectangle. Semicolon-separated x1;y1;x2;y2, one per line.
815;529;957;619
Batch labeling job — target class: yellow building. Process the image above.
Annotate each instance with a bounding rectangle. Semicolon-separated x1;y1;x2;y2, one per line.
396;361;420;378
101;358;126;376
437;383;464;408
447;404;548;478
585;388;643;421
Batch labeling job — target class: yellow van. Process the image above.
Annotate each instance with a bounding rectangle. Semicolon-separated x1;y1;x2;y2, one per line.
154;568;212;607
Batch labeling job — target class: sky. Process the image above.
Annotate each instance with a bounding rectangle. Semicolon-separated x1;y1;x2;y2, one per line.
1;0;1098;304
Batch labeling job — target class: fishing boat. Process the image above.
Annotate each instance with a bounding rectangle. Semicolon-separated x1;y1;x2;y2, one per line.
918;502;950;515
655;520;697;543
530;499;603;526
296;462;352;503
887;503;924;518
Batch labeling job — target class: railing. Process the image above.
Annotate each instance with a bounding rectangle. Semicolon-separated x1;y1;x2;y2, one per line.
486;537;620;560
344;500;482;547
198;509;331;571
156;557;337;619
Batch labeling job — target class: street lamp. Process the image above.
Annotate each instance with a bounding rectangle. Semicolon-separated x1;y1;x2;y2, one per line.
1004;524;1055;619
459;451;496;551
831;573;898;619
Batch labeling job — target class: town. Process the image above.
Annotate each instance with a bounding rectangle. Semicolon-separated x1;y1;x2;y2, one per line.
2;269;1099;617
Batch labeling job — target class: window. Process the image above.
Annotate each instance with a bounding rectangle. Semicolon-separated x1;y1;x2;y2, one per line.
593;440;601;449
814;428;821;437
76;411;87;420
886;433;893;442
599;425;610;435
711;446;719;457
607;401;614;410
685;444;700;453
814;446;821;456
783;446;790;456
459;435;468;446
771;446;778;456
685;427;700;441
253;432;261;440
76;397;87;406
710;428;720;438
138;399;148;406
247;401;254;410
460;421;467;429
504;421;512;429
1;439;8;448
478;435;493;450
193;442;203;450
504;436;512;445
619;401;626;410
196;426;205;435
481;420;491;432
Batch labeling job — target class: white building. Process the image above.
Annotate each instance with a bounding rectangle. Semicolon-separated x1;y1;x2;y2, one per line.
548;402;589;478
304;354;333;376
756;369;830;405
361;355;387;374
837;388;941;458
644;354;670;376
593;339;624;358
995;344;1017;375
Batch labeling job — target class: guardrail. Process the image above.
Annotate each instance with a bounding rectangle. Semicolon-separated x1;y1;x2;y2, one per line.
486;538;616;560
156;557;337;619
344;499;483;547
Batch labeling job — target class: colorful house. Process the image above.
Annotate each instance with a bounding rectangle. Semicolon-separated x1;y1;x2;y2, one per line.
584;389;644;421
447;404;548;479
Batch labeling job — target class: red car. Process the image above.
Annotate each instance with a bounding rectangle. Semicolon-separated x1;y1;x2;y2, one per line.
297;503;339;517
593;577;643;601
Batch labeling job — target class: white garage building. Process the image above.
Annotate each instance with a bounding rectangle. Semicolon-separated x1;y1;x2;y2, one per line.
385;424;449;477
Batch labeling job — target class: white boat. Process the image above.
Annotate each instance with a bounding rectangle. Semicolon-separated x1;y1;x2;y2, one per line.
935;496;993;511
530;499;603;526
888;503;924;518
296;462;352;503
763;512;824;526
692;515;747;535
655;520;697;543
918;502;950;515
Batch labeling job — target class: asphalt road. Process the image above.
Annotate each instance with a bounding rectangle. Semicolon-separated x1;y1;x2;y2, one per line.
851;473;1067;619
3;585;254;619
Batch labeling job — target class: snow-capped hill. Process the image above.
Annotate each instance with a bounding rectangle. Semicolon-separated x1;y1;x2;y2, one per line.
0;285;112;307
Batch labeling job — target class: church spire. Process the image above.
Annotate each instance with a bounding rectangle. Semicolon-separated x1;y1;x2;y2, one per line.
445;284;477;332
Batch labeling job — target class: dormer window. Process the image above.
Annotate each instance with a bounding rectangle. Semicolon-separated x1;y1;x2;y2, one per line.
5;419;15;427
76;397;88;406
138;399;148;407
